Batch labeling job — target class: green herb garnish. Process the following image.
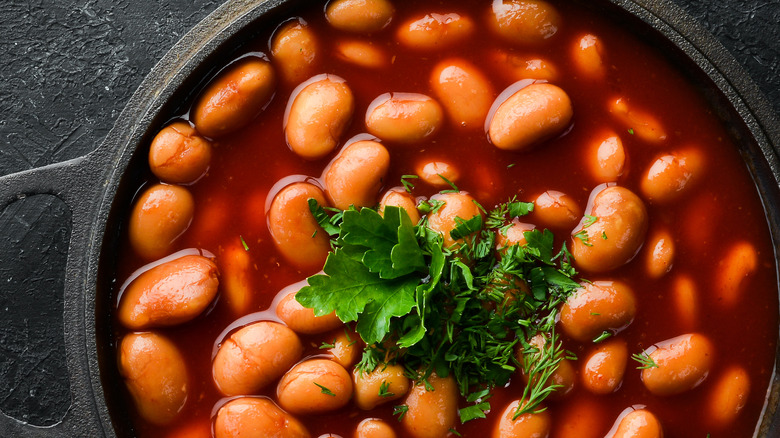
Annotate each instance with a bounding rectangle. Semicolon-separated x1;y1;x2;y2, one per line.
632;351;659;369
314;382;336;396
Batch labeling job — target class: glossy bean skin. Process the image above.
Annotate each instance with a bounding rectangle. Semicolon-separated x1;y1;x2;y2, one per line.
517;333;576;399
641;333;714;396
286;76;355;160
496;219;535;254
488;83;573;151
214;397;310;438
588;132;625;183
609;97;667;143
560;281;637;342
213;321;304;396
612;409;663;438
268;182;331;271
379;188;421;224
426;192;482;248
641;148;704;203
271;18;320;84
489;0;561;45
708;366;750;428
335;40;389;69
276;287;343;334
571;186;648;273
324;327;363;368
532;190;581;229
581;338;628;394
149;121;212;184
221;240;253;316
645;229;674;279
118;255;219;330
277;359;353;414
716;241;758;308
118;332;188;425
356;418;397;438
323;140;390;210
326;0;395;33
430;58;495;129
128;184;194;260
353;363;410;410
416;160;460;188
489;50;559;81
192;57;276;138
401;373;458;438
396;13;474;50
492;399;551;438
571;34;605;78
366;93;443;143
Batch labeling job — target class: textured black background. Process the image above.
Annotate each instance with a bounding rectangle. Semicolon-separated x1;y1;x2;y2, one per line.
0;0;778;432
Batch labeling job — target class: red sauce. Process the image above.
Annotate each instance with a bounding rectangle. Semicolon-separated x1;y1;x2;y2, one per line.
112;0;779;436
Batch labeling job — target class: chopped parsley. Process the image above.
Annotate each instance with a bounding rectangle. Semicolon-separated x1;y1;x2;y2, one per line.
378;380;395;398
314;382;336;396
401;174;418;193
239;235;249;251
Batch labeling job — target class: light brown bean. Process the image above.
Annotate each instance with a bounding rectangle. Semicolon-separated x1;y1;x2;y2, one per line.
641;148;704;203
430;58;495;129
517;333;576;399
609;97;667;143
416;160;460;188
641;333;714;396
286;75;355;160
118;255;219;330
128;184;194;260
560;280;637;342
276;285;343;334
396;13;474;50
588;132;625;182
532;190;581;229
220;239;253;316
571;34;606;78
271;18;320;84
426;192;483;248
353;364;410;410
708;366;750;428
268;182;332;271
401;373;458;438
356;418;397;438
488;50;559;81
118;332;188;425
488;0;561;45
192;57;276;138
323;140;390;210
213;321;303;396
214;397;310;438
335;40;390;69
277;359;353;414
645;229;675;278
571;185;648;273
323;327;363;368
148;121;211;184
326;0;395;33
581;338;628;394
366;93;444;143
612;409;663;438
716;241;758;308
492;399;551;438
496;219;535;253
488;83;573;151
379;188;421;224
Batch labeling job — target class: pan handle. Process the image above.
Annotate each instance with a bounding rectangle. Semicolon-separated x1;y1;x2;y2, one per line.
0;151;116;437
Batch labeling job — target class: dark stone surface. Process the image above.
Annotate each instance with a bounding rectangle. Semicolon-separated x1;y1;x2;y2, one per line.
0;0;777;433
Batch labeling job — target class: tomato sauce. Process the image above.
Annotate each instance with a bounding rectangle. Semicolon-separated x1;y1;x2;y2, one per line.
112;0;779;436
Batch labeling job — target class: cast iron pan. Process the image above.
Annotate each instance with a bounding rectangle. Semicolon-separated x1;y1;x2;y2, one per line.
0;0;778;436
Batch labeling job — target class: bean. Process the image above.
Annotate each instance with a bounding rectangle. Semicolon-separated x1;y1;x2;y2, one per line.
396;12;474;50
492;399;551;438
560;281;636;342
213;321;303;396
612;409;663;438
118;255;219;330
268;182;332;271
401;373;458;438
426;192;482;248
325;0;395;33
379;188;421;224
118;332;188;425
672;274;698;330
148;121;211;184
571;185;648;273
128;184;194;260
323;140;390;210
609;97;667;143
641;333;714;396
532;190;581;229
430;58;495;129
192;57;276;138
588;132;625;182
517;333;576;399
323;327;363;368
277;359;353;414
276;285;343;334
489;49;559;81
488;83;573;151
496;220;535;253
581;338;628;394
286;75;355;160
353;364;410;410
645;229;674;278
214;397;310;438
220;239;253;316
356;418;397;438
571;34;606;78
716;241;758;308
335;40;389;69
708;366;750;428
365;93;443;143
416;160;460;188
271;18;320;84
489;0;561;45
641;148;704;203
